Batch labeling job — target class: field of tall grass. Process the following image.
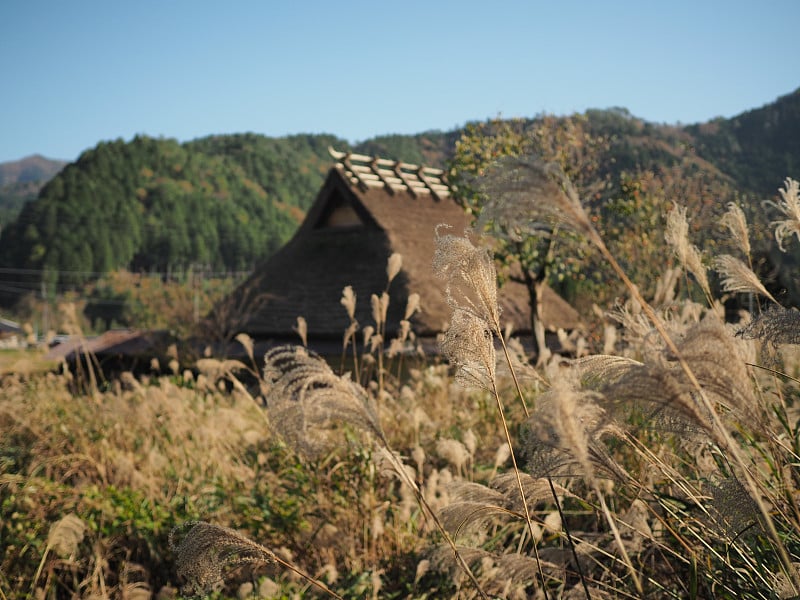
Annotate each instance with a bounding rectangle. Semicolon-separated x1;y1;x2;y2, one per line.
3;169;800;599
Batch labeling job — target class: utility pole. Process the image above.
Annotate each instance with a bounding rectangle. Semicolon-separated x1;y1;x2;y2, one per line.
41;278;49;342
192;265;201;324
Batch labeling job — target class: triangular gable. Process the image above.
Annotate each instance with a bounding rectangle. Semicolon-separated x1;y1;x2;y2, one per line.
302;169;379;232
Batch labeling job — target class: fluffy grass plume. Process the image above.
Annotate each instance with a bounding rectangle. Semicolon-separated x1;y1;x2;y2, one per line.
433;225;500;328
475;155;594;240
767;177;800;251
713;254;776;303
169;521;277;596
665;203;712;300
720;201;752;258
263;345;383;458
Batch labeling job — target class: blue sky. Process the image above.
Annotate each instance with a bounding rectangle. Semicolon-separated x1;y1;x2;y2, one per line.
1;1;798;163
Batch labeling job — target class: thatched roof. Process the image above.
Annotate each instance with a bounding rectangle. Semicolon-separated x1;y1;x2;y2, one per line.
220;149;581;346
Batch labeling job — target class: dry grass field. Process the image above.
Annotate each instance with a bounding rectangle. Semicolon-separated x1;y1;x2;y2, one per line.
3;173;800;599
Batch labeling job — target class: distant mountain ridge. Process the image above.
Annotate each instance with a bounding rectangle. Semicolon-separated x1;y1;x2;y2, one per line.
0;155;67;227
0;154;66;186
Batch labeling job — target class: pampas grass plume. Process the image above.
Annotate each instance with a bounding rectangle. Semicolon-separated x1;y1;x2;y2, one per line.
294;316;308;347
665;204;711;299
341;286;357;321
404;292;421;320
433;225;500;328
387;252;403;284
767;177;800;251
48;514;86;557
720;202;751;257
372;292;389;327
713;254;776;303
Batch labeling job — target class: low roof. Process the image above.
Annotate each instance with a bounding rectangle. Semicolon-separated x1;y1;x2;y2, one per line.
0;317;23;334
45;330;169;362
220;150;581;343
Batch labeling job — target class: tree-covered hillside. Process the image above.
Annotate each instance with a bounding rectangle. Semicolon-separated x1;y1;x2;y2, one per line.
0;136;307;295
687;88;800;196
186;132;344;212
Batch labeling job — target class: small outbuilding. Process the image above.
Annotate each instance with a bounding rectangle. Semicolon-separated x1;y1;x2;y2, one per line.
0;317;25;349
45;329;173;376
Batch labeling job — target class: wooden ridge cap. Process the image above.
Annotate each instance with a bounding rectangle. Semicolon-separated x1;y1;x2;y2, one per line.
328;146;450;198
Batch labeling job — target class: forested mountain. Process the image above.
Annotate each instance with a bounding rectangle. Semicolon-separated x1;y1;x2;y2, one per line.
0;155;66;227
354;131;458;168
687;88;800;195
186;133;344;212
0;88;798;309
0;136;311;295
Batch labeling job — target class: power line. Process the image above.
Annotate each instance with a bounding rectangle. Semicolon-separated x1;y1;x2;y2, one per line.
0;266;252;278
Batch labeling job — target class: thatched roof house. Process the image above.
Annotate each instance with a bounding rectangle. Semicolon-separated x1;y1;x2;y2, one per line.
218;149;580;352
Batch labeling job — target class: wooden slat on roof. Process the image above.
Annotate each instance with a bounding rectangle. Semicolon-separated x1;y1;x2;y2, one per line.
329;147;451;199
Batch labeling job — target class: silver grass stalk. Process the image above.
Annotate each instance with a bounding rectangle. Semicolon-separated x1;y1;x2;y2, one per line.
387;252;403;284
675;316;758;422
575;354;646;389
362;325;375;348
428;544;563;599
47;514;85;557
433;224;537;409
489;472;574;515
439;308;496;391
474;158;800;591
433;224;548;589
433;225;500;329
170;521;276;595
665;204;712;301
522;382;629;481
720;202;751;258
404;292;421;320
550;379;597;482
438;481;508;541
707;477;761;540
371;292;389;328
235;332;254;362
264;345;383;458
584;317;757;434
293;316;308;347
169;521;342;599
767;178;800;252
538;379;642;591
713;254;776;303
32;513;87;591
436;438;471;477
340;285;357;321
476;155;594;241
